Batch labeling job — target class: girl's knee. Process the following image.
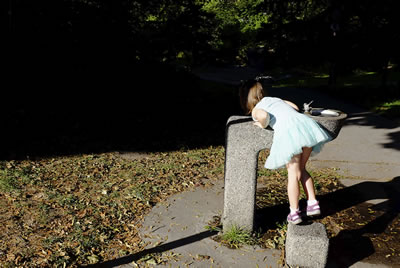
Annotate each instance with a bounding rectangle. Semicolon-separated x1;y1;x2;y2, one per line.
286;154;303;181
287;168;302;181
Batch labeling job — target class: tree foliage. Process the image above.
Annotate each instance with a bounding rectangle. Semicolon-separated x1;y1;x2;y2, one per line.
6;0;400;76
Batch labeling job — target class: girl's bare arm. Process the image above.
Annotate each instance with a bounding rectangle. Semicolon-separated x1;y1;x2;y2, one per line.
252;108;269;128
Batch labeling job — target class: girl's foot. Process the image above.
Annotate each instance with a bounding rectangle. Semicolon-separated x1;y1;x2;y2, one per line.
306;201;321;216
287;210;302;224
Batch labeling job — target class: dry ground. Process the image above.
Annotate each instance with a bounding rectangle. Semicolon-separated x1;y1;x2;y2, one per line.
1;147;399;267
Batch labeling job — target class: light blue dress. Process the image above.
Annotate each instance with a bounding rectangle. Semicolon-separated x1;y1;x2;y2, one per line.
253;97;331;169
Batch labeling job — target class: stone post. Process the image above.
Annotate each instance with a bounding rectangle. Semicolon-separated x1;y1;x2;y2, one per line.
222;116;274;232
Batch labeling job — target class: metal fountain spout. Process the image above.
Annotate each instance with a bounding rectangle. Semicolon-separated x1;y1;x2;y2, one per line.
303;100;314;113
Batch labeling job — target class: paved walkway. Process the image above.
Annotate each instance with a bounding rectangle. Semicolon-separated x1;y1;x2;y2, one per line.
112;66;400;268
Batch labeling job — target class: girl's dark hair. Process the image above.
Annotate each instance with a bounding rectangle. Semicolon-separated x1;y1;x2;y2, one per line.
239;79;266;114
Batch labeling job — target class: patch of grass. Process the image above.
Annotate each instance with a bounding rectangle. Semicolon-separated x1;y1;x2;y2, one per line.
207;215;260;249
0;161;38;192
219;225;258;249
373;99;400;120
0;169;20;192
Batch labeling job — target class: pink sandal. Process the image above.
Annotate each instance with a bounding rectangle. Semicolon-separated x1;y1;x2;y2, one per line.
287;210;302;224
307;201;321;216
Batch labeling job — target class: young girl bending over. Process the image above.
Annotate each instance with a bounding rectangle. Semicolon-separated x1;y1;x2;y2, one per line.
239;79;331;224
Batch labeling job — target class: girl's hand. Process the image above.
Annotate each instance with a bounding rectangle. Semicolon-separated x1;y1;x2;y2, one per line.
253;121;265;128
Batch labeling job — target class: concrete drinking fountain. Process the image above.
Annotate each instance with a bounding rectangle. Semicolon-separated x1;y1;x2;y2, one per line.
222;100;347;268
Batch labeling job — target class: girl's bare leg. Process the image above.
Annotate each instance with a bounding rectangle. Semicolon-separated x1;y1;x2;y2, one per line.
286;154;302;210
299;147;317;201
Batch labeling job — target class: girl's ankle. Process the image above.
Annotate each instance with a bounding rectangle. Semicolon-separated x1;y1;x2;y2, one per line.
290;207;300;214
307;199;318;206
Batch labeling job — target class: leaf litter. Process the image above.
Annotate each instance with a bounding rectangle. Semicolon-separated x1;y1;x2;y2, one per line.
1;146;399;267
0;147;224;267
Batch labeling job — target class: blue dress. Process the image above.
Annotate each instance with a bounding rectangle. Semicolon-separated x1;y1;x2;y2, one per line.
253;97;331;169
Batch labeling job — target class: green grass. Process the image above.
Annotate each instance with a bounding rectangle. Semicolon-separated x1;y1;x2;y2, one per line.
0;170;19;192
220;225;258;249
372;99;400;119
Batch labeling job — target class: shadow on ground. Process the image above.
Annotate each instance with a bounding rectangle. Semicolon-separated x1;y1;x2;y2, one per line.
255;177;400;267
83;230;218;268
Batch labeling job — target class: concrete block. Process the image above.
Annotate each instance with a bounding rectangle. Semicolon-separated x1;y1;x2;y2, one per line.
285;222;329;268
